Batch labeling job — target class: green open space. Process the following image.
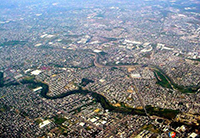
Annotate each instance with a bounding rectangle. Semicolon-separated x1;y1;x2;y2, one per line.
188;58;200;62
35;118;43;124
0;104;11;112
152;67;200;93
142;124;161;133
153;69;172;89
146;105;179;119
54;115;67;125
0;40;26;47
59;39;73;45
0;72;4;87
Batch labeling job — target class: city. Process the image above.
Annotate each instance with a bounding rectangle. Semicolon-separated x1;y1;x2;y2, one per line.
0;0;200;137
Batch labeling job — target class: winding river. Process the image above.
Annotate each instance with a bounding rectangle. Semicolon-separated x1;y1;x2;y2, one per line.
3;51;200;120
21;80;178;120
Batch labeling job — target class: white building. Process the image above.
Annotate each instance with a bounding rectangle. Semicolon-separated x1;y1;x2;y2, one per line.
31;70;42;75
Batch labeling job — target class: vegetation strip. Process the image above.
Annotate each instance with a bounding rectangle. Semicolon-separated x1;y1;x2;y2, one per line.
20;79;179;120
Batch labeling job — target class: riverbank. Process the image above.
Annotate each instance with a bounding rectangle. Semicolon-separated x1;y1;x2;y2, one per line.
20;79;179;120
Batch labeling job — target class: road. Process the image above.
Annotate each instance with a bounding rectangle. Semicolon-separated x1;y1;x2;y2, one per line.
92;52;149;117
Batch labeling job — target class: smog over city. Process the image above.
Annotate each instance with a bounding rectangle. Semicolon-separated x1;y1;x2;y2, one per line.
0;0;200;137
